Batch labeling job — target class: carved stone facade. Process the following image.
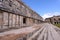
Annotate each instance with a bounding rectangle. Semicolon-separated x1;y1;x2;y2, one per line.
0;0;43;29
45;16;60;24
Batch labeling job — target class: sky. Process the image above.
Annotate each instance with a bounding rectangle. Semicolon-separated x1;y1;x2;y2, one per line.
22;0;60;19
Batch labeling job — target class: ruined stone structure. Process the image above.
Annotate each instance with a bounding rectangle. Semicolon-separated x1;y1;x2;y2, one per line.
45;15;60;24
0;0;43;29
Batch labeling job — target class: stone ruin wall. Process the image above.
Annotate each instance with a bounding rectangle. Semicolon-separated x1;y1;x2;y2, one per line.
0;0;43;29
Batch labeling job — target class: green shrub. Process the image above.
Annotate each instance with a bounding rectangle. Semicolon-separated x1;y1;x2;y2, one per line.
54;23;60;28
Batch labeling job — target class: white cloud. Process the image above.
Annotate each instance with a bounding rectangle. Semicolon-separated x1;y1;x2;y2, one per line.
42;12;60;19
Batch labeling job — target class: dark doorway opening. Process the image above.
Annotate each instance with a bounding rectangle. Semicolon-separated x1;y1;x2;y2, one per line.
54;22;56;24
23;17;26;24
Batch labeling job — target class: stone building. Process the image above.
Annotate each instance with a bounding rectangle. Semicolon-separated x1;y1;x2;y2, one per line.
0;0;43;29
45;15;60;24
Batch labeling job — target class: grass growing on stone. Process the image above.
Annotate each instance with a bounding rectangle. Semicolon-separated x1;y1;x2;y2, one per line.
54;23;60;28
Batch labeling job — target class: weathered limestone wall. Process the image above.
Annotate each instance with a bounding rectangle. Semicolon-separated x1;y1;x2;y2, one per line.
0;0;43;29
0;0;43;20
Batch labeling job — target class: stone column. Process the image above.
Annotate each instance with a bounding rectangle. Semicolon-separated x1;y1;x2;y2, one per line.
12;14;16;28
29;18;34;26
9;13;13;28
0;11;3;29
26;18;31;26
15;15;19;28
3;12;9;29
20;16;23;28
35;20;37;24
18;15;20;28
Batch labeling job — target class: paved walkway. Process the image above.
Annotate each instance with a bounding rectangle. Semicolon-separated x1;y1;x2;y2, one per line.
28;23;60;40
0;24;41;40
0;23;60;40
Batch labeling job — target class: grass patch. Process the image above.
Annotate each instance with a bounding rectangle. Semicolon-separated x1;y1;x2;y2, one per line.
54;23;60;28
